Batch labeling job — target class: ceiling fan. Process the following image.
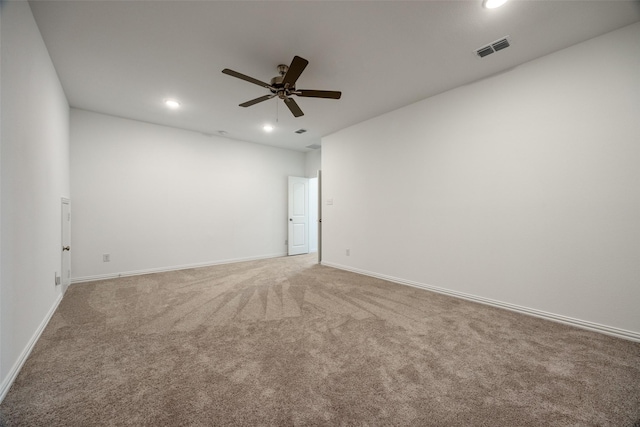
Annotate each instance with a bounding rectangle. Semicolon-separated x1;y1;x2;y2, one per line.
222;55;341;118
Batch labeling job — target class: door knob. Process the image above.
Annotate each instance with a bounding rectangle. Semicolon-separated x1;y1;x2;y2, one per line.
62;246;70;251
289;218;292;221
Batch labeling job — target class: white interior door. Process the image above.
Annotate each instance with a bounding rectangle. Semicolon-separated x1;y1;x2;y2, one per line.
288;176;309;256
61;198;71;293
308;177;318;253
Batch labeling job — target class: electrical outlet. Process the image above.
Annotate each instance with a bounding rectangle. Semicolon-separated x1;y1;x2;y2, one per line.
346;249;350;256
285;239;288;246
103;254;110;262
54;273;61;286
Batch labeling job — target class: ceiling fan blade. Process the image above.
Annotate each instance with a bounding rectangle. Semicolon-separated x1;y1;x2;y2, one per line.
222;68;271;89
296;90;342;99
239;94;275;107
282;56;309;88
284;97;304;117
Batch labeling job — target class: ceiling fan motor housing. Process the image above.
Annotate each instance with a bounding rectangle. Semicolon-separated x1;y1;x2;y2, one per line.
271;65;294;98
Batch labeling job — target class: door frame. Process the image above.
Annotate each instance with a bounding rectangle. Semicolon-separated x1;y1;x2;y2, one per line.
61;198;71;293
317;170;322;264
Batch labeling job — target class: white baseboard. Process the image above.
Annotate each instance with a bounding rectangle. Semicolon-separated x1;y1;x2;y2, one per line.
321;261;640;343
0;292;64;403
71;252;287;284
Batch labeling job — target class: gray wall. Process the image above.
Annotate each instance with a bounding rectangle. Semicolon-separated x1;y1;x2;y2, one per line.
70;109;306;281
1;1;70;398
322;23;640;337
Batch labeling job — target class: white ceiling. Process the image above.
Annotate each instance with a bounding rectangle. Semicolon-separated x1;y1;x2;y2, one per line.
29;0;640;152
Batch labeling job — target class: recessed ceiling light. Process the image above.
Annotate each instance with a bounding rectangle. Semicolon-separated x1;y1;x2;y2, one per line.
164;99;181;109
263;124;274;132
483;0;508;9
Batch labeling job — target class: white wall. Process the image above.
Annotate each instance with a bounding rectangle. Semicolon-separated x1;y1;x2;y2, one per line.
1;1;3;386
71;109;305;281
1;0;3;387
305;148;321;178
1;1;70;399
305;149;321;253
322;22;640;338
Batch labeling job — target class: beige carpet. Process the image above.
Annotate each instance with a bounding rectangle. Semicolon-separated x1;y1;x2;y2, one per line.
1;254;639;426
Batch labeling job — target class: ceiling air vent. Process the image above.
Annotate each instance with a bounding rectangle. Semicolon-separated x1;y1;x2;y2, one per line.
295;128;307;134
475;36;511;58
476;46;494;58
306;144;321;150
492;38;510;52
